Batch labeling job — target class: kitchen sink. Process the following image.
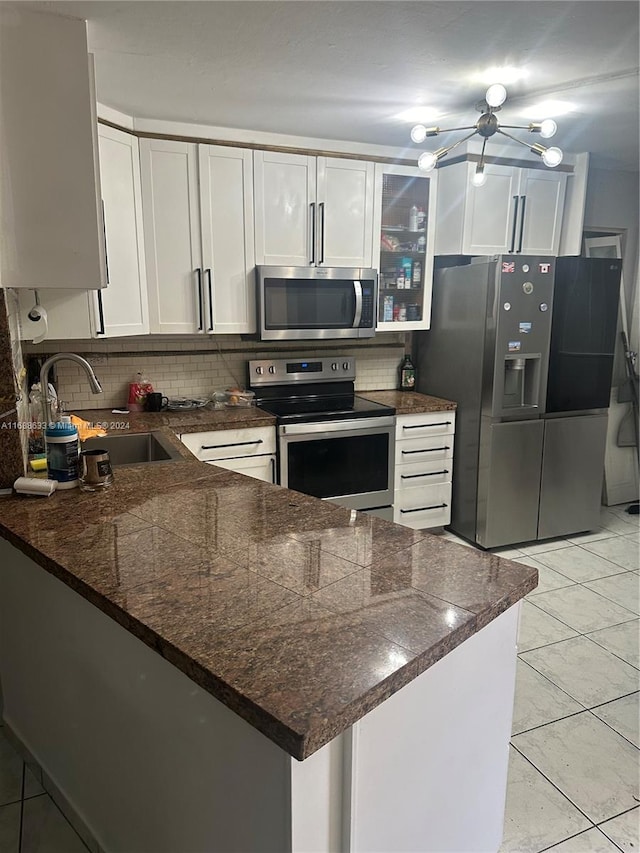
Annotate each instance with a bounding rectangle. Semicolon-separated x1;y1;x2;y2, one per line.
81;431;184;467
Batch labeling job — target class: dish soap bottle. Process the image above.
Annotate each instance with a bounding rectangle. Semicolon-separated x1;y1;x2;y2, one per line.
399;354;416;392
45;415;79;489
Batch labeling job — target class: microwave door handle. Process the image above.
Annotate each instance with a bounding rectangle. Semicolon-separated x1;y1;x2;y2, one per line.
352;280;363;328
309;203;316;265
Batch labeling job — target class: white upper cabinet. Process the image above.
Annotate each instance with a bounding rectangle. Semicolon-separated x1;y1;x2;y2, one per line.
517;169;568;256
253;152;315;266
140;139;203;334
254;151;374;268
198;145;256;334
374;164;437;332
435;161;567;257
316;157;374;267
96;124;149;336
140;139;255;335
18;124;148;341
0;8;105;289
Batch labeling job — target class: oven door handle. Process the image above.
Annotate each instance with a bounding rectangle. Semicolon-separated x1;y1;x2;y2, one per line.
352;280;363;328
280;415;395;436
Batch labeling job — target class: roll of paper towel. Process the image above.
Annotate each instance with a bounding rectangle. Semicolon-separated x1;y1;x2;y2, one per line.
13;477;58;497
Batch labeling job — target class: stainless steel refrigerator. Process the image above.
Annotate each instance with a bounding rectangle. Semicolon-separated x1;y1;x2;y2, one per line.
415;255;621;548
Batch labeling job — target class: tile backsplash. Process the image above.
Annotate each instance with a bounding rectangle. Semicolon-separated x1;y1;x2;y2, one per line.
24;334;408;411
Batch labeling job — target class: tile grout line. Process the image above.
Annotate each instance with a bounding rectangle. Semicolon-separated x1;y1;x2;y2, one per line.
585;706;640;751
510;743;598;836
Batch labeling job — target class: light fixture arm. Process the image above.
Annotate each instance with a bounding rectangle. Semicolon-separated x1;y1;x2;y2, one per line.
439;128;481;158
496;127;540;151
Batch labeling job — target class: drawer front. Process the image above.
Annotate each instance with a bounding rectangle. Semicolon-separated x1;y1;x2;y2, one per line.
207;454;276;483
396;412;455;441
395;433;454;465
180;426;276;461
395;457;453;490
394;482;452;529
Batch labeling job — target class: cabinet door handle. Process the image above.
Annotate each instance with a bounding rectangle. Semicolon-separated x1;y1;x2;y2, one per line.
206;268;214;332
401;470;449;480
517;195;526;253
400;503;447;514
201;439;263;451
95;291;106;336
509;195;519;253
401;446;450;454
310;203;316;265
195;269;203;331
402;421;452;430
270;456;277;484
318;201;325;264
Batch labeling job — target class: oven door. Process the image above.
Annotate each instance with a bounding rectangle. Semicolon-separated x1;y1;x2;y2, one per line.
279;416;395;512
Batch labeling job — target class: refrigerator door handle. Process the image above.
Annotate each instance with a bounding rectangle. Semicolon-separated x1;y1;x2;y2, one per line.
509;195;519;253
517;195;526;253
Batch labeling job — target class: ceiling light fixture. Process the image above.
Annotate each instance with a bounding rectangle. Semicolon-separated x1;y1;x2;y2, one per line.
411;86;563;183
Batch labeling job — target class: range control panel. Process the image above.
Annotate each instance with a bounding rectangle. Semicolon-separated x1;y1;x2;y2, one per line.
248;357;356;386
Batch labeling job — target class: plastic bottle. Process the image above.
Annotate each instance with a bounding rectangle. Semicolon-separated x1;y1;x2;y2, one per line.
409;204;419;231
399;354;416;392
127;372;154;412
28;383;45;454
45;416;79;489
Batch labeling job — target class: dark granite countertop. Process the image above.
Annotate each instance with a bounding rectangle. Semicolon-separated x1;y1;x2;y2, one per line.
0;389;536;761
73;390;455;434
72;404;276;435
360;390;457;415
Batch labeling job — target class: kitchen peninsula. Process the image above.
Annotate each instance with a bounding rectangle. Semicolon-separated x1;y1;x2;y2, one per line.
0;406;536;853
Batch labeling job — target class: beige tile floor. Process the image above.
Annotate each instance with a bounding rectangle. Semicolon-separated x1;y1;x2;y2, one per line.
445;503;639;853
0;504;637;852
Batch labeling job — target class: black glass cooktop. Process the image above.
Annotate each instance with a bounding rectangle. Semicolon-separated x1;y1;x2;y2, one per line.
257;394;394;424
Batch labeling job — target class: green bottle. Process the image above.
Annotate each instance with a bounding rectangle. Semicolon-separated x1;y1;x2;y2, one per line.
399;355;416;391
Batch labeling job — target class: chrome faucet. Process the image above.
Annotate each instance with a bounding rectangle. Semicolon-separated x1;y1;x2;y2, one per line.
39;353;103;426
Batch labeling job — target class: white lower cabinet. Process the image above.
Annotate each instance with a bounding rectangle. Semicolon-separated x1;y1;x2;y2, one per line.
179;426;276;483
393;411;455;529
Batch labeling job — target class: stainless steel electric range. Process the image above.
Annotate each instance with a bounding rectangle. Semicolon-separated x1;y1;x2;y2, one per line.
248;356;396;519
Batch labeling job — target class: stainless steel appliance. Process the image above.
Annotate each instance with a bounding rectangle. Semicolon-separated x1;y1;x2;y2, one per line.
249;357;395;519
415;255;621;548
256;266;377;340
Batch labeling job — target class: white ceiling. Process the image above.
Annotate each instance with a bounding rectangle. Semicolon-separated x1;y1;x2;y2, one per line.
22;0;640;171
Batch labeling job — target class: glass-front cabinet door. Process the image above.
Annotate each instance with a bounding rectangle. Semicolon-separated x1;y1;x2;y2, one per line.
373;164;437;331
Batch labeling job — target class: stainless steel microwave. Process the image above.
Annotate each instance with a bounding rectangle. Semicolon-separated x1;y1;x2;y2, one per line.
256;265;378;340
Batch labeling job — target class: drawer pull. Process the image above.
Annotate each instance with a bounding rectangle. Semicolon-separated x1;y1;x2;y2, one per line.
401;470;449;480
402;421;452;430
402;446;450;455
201;439;264;451
400;503;448;514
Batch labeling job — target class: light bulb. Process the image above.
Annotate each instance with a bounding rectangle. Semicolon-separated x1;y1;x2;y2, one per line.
542;146;563;167
540;119;557;139
471;169;487;187
411;124;427;144
485;84;507;108
418;151;438;172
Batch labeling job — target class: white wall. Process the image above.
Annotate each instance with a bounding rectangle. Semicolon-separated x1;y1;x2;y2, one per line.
583;167;639;349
